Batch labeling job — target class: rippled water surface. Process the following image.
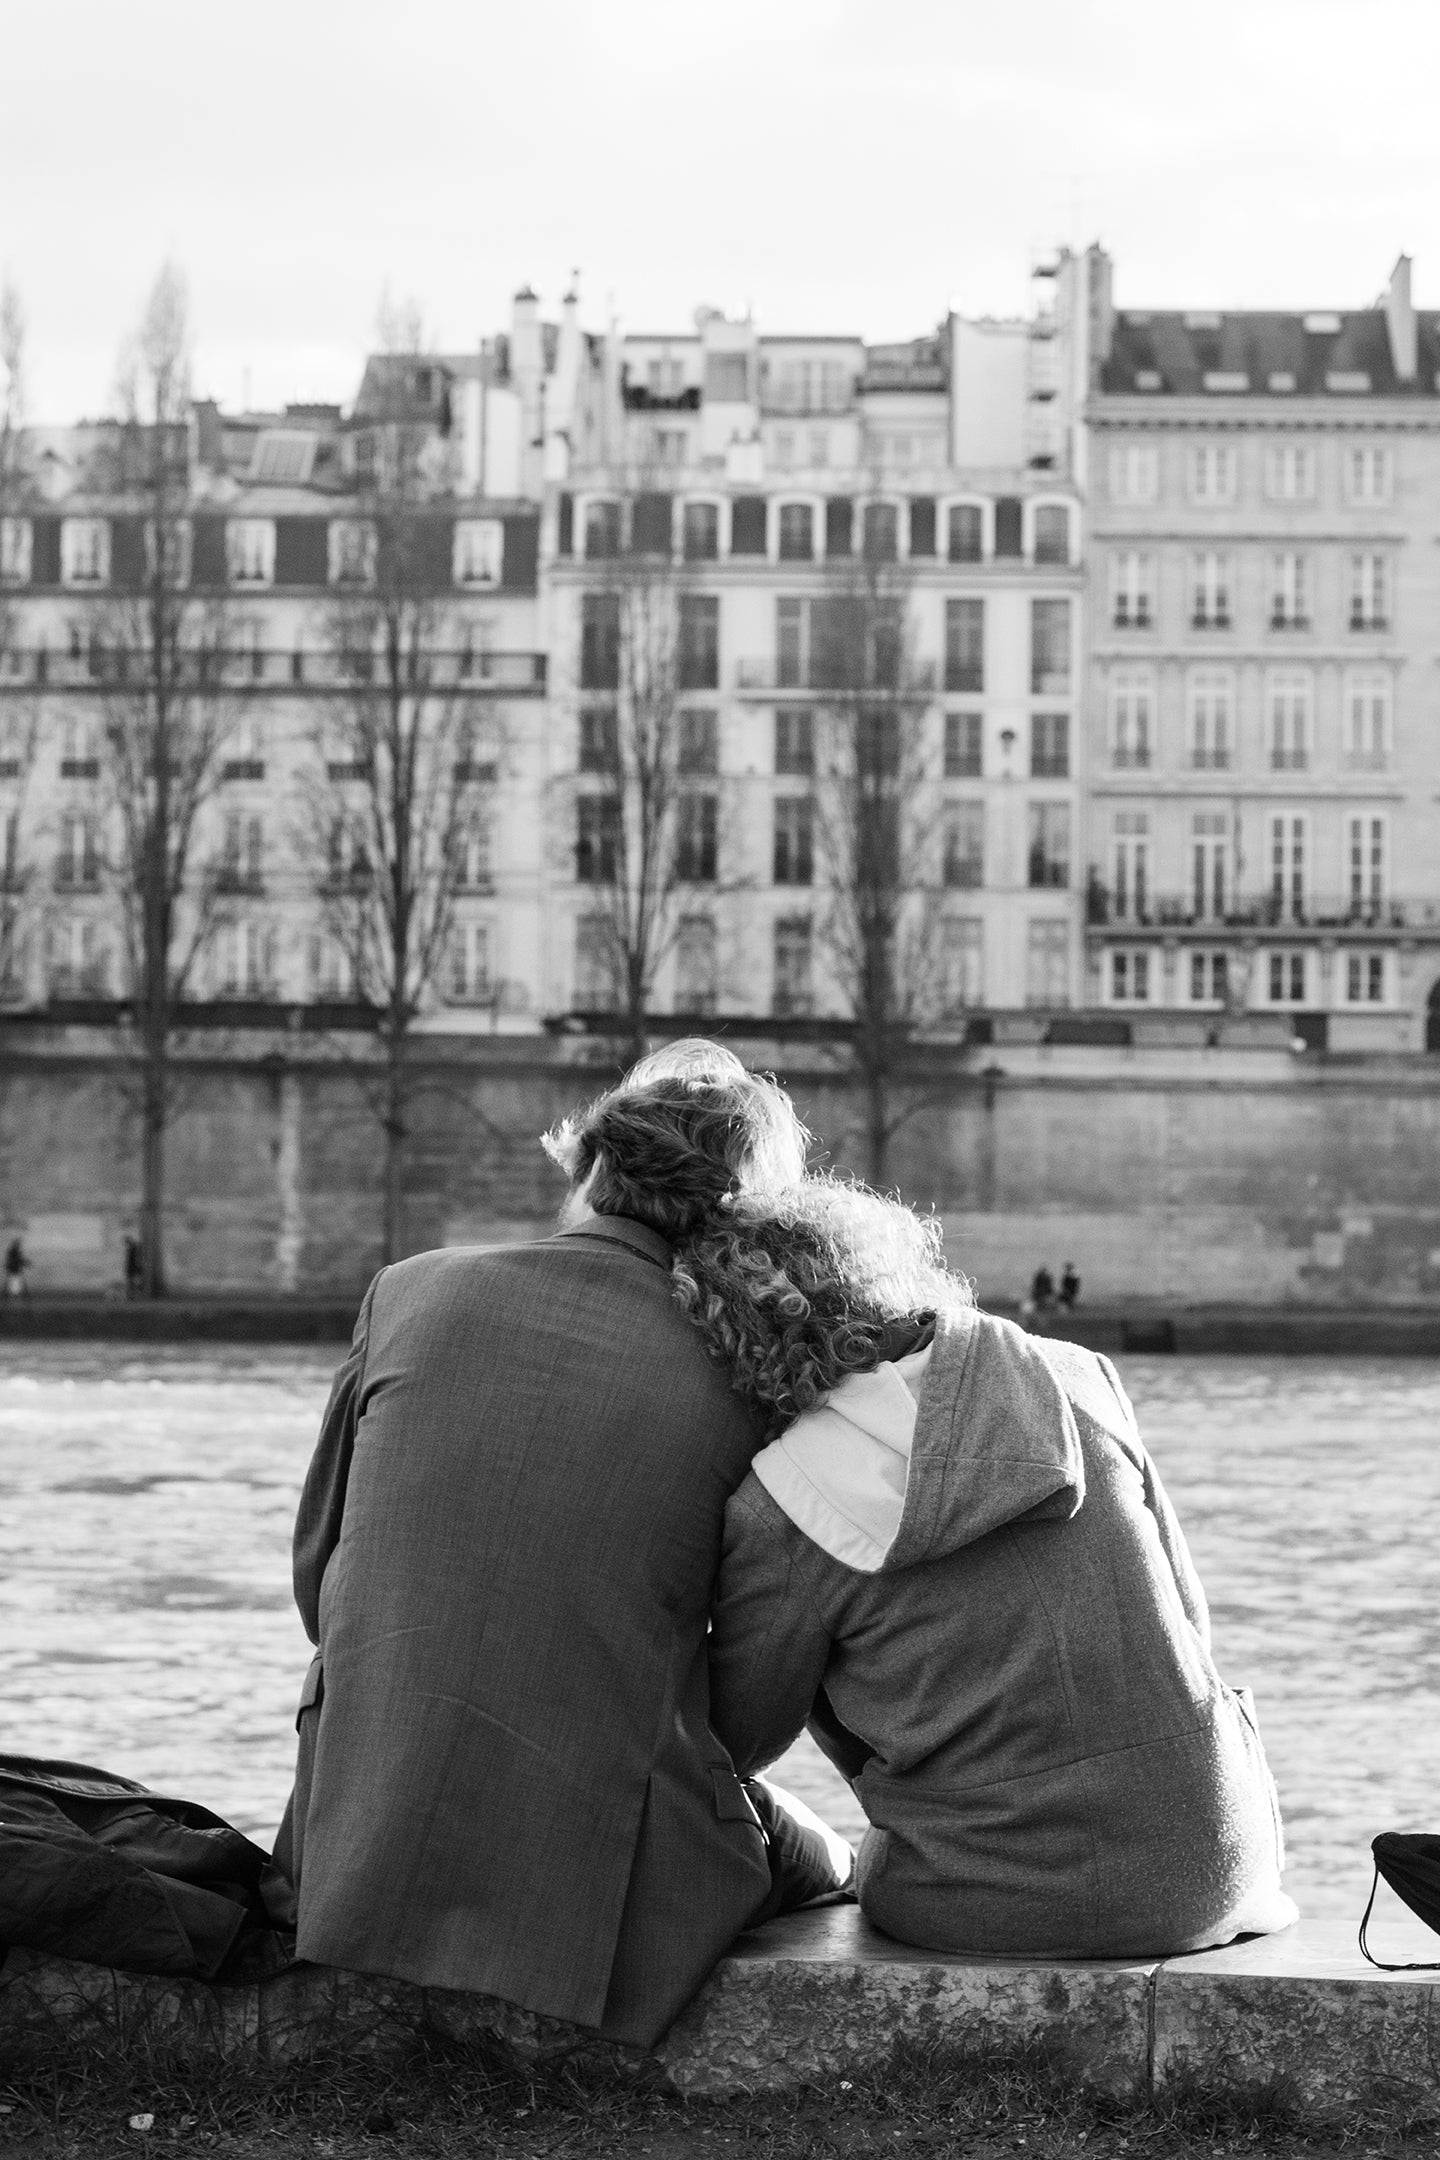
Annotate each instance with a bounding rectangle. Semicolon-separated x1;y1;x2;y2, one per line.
1;1346;1435;1921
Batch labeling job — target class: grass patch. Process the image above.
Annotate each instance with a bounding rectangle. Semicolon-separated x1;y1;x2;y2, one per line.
1;2035;1437;2160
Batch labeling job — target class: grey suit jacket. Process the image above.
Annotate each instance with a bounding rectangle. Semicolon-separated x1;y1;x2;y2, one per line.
282;1217;771;2047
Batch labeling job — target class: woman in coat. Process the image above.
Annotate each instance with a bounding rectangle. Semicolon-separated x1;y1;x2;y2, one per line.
677;1181;1296;1959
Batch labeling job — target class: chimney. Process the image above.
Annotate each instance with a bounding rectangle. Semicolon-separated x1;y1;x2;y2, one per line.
1384;254;1417;382
511;285;542;380
191;396;223;470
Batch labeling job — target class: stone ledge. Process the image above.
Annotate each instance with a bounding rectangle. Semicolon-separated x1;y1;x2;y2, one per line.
3;1907;1438;2104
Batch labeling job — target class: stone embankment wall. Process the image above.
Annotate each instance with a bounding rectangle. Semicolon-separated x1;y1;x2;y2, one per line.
2;1024;1439;1304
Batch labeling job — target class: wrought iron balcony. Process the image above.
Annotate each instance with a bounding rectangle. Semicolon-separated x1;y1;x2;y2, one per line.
1086;880;1440;934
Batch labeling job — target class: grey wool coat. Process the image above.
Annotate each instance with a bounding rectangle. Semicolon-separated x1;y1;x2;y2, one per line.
277;1218;773;2047
709;1310;1292;1960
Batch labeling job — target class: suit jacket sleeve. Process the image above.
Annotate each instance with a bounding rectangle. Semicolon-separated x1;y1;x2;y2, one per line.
708;1475;834;1779
293;1273;381;1644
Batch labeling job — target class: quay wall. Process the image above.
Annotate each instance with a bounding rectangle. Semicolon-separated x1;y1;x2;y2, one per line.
2;1025;1439;1306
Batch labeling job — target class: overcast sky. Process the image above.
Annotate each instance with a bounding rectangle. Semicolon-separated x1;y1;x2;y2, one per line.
5;0;1438;423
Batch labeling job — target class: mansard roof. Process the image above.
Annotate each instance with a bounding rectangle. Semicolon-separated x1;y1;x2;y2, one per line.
1101;309;1440;397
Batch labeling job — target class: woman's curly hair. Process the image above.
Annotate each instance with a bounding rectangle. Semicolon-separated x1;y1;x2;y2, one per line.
671;1177;973;1436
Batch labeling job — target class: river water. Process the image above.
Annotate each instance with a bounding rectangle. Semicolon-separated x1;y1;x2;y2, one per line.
1;1345;1436;1923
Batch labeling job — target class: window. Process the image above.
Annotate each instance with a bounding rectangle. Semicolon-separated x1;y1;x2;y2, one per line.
56;813;99;889
942;801;984;889
1110;950;1152;1003
449;921;491;1002
1033;504;1070;564
773;795;814;884
1344;670;1391;770
310;935;353;1001
584;500;621;559
1027;803;1070;888
0;517;33;583
1191;551;1231;629
1030;713;1069;778
774;709;813;775
576;795;620;882
216;919;277;999
947;502;984;562
941;917;984;1013
1347;813;1387;918
944;712;982;778
777;503;814;561
862;502;898;561
1112;811;1150;922
1267;950;1308;1004
1187;669;1233;770
1030;599;1070;693
1025;920;1070;1007
674;914;717;1014
1346;446;1393;505
221;812;264;890
1110;668;1153;769
776;595;850;689
49;917;107;997
683;501;719;561
771;431;795;471
1108;445;1159;504
1267;670;1312;771
1192;813;1228;921
1265;445;1315;502
772;914;813;1016
60;716;99;777
1350;554;1388;630
453;519;503;586
1269;814;1308;922
227;519;276;586
777;597;805;689
580;593;621;689
675;792;717;883
1111;551;1152;629
1345;951;1387;1004
678;594;719;690
653;428;687;468
1270;552;1309;630
943;598;983;692
1189;444;1236;504
328;519;376;586
573;913;616;1008
61;518;109;586
1189;951;1230;1004
677;709;718;774
808;429;830;468
578;704;619;773
456;818;492;890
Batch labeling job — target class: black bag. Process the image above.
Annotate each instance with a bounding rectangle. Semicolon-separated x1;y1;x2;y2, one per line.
1359;1832;1440;1970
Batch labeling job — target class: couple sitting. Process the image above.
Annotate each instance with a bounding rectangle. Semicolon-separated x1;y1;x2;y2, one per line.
274;1040;1295;2050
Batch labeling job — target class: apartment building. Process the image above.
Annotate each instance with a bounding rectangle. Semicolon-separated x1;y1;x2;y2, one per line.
547;298;1086;1027
0;377;547;1027
1085;253;1440;1051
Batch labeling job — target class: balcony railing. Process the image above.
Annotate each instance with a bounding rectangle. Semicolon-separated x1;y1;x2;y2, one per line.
1086;883;1439;932
0;647;547;692
736;658;939;693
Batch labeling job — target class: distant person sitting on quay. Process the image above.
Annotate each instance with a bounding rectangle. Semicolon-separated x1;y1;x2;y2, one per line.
3;1237;28;1298
1021;1263;1056;1329
1060;1261;1081;1312
123;1235;144;1299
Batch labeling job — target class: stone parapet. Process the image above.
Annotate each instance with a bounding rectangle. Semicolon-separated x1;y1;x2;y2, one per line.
3;1909;1438;2105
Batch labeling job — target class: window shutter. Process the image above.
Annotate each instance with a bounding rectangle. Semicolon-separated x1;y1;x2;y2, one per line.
110;517;145;589
273;519;329;586
191;516;227;589
412;517;454;590
557;493;574;557
730;497;767;554
30;517;61;586
502;515;540;591
825;497;853;557
908;497;937;556
993;498;1023;557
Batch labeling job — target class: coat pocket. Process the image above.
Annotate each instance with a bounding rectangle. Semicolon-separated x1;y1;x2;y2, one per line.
295;1654;324;1729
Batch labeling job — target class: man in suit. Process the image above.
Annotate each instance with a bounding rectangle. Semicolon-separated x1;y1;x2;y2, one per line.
275;1040;849;2048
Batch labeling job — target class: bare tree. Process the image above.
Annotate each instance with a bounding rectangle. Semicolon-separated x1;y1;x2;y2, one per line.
91;263;231;1295
0;281;38;1000
812;536;942;1184
568;492;720;1063
306;339;501;1262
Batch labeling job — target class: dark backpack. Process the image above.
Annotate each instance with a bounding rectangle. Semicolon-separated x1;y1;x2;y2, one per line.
1359;1833;1440;1970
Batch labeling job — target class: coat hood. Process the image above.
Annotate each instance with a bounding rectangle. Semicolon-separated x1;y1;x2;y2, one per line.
751;1308;1085;1574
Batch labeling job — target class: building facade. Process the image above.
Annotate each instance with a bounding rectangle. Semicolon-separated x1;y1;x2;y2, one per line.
1084;253;1440;1051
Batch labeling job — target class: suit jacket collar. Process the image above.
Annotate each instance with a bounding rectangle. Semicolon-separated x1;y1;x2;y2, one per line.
556;1214;672;1271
